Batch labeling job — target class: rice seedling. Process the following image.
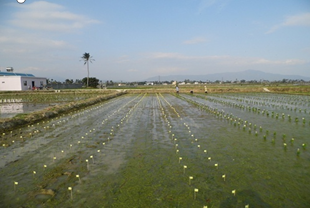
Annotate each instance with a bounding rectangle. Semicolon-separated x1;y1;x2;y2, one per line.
68;187;73;200
194;188;199;199
183;165;187;174
14;181;18;191
214;163;218;169
0;92;309;207
189;176;193;185
232;189;236;196
76;175;81;183
86;159;89;170
90;155;94;164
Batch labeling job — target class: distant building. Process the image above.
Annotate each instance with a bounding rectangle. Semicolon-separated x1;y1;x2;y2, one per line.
0;71;47;91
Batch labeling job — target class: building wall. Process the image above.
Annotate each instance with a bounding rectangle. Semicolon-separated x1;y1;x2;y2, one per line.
20;77;47;90
0;76;47;91
0;76;22;91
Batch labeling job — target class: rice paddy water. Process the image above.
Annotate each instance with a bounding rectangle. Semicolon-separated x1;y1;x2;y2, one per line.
0;93;309;207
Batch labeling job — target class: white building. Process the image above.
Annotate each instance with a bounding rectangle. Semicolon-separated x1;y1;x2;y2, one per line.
0;72;47;91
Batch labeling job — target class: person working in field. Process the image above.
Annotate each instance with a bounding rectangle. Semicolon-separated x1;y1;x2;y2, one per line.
176;86;179;93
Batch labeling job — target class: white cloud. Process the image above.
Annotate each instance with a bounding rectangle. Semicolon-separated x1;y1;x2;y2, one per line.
252;58;307;65
150;52;187;59
148;52;308;67
116;55;131;63
154;67;188;74
183;37;207;45
197;0;230;14
197;0;217;14
9;1;100;32
0;1;100;57
0;28;73;55
266;13;310;34
134;53;309;80
149;52;228;61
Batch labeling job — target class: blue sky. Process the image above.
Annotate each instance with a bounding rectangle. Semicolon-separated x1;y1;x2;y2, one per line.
0;0;310;81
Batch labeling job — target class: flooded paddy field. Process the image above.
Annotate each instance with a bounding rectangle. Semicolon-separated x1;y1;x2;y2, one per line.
0;93;309;207
0;102;60;119
0;91;113;119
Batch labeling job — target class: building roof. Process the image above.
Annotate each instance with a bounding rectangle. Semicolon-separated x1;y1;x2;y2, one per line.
0;72;35;77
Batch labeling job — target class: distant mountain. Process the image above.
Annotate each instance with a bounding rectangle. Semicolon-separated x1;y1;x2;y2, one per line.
145;70;310;82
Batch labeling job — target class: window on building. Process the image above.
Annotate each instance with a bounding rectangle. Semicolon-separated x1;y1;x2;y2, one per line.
24;81;27;86
40;81;43;86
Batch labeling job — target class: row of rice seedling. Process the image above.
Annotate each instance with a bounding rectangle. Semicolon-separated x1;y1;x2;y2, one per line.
178;93;309;156
192;94;310;127
213;93;310;109
166;93;309;207
0;94;143;207
1;93;309;207
157;93;244;207
206;94;309;116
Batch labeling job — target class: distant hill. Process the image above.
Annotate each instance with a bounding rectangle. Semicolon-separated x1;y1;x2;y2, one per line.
145;70;310;82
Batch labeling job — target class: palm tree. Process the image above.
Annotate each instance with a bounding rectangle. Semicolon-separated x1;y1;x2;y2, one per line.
81;52;95;87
